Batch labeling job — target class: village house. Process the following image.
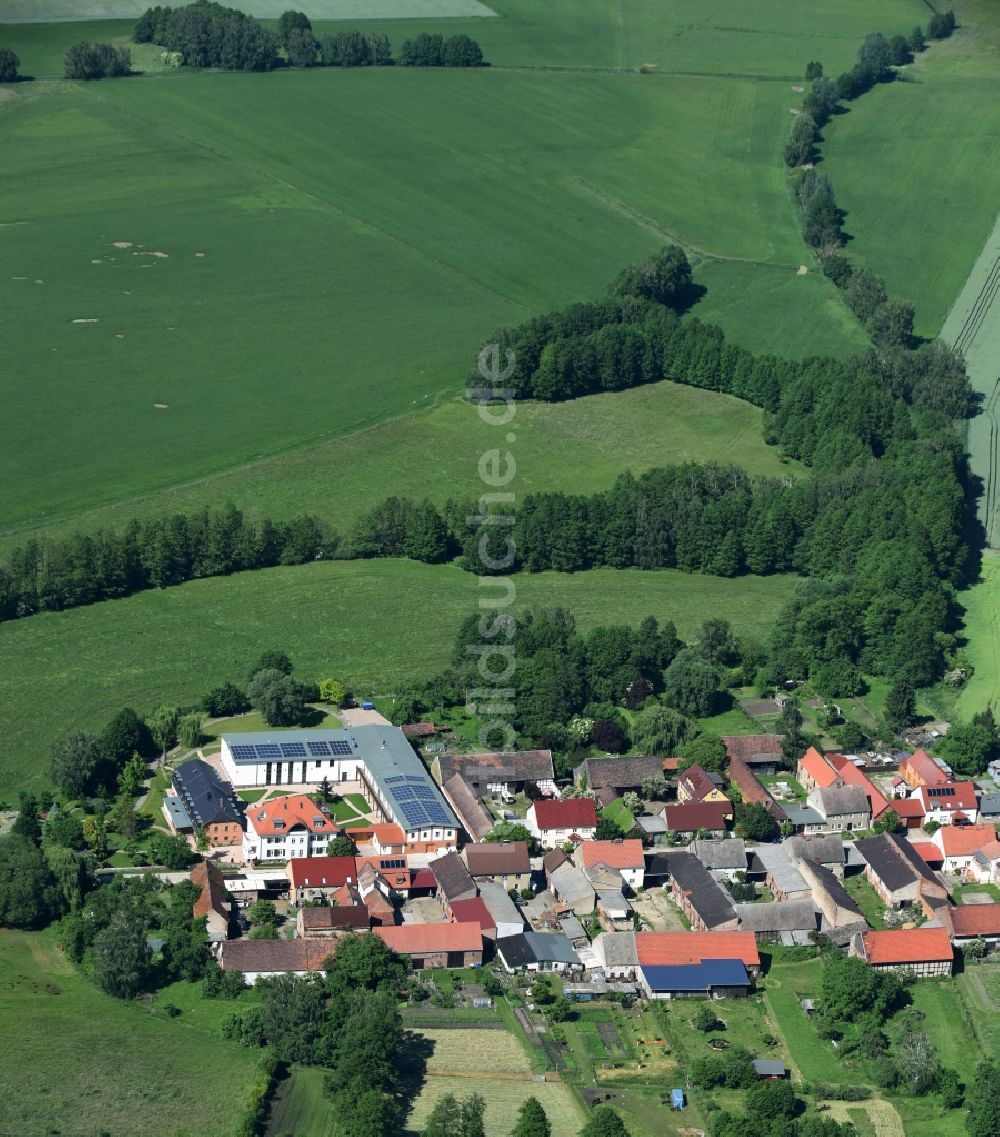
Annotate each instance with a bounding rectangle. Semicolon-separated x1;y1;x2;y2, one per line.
734;899;818;944
577;839;646;890
639;958;752;1001
595;888;632;932
898;749;951;790
937;903;1000;952
855;832;949;908
795;858;866;938
726;756;788;823
915;781;980;826
677;764;729;804
807;783;871;832
784;833;846;877
797;747;840;795
723;735;783;777
429;851;477;915
751;845;811;902
463;840;531;892
850;928;953;977
660;800;731;840
433;749;557;799
221;725;459;853
168;759;244;846
574;756;664;795
549;861;597;914
286;856;358;905
526;798;599;848
969;838;1000;884
496;931;581;974
931;823;998;874
477;879;526;939
440;774;494;841
221;938;335;983
449;897;496;940
296;905;369;937
689;837;748;880
191;860;232;943
636;930;761;976
374;923;483;969
667;852;738;931
355;854;412;903
782;805;827;834
243;795;340;863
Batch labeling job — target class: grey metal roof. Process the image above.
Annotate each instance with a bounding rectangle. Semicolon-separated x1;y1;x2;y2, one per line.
815;784;870;817
785;834;846;867
523;931;581;965
735;899;817;933
478;880;524;930
668;852;737;928
783;805;826;827
753;845;809;895
224;725;457;834
550;863;595;905
173;759;242;828
637;815;667;834
596;931;638;968
163;795;192;830
753;1060;787;1077
691;838;747;871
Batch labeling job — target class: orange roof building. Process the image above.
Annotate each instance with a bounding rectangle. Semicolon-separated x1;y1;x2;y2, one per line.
933;823;998;862
243;794;339;862
580;839;645;871
899;749;950;789
374;923;483;969
797;747;841;793
855;928;953;976
635;931;761;971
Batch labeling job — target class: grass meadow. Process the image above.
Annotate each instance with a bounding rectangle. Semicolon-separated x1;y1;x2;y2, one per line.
0;378;797;558
955;551;1000;718
0;560;798;798
0;928;263;1137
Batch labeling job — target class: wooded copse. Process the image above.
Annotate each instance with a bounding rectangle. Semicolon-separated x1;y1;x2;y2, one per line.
132;4;485;70
64;42;132;80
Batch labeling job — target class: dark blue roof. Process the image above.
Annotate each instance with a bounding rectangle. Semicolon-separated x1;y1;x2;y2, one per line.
173;759;243;828
641;958;749;992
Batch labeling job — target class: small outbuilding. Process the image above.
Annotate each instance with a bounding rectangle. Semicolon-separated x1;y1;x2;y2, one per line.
671;1089;685;1110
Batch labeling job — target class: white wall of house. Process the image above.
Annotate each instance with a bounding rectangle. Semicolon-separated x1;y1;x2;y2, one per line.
243;826;331;863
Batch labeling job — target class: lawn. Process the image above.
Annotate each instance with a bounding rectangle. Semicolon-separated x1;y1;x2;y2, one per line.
844;874;889;929
264;1065;337;1137
954;552;1000;717
601;797;635;833
0;378;797;559
763;958;855;1083
0;559;798;799
0;928;263;1137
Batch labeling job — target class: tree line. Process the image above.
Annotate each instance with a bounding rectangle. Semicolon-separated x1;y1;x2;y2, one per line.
0;47;20;82
0;505;332;621
785;15;958;346
133;4;485;70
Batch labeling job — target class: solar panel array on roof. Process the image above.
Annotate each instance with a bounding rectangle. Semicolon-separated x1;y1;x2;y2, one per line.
280;742;306;757
308;740;331;756
231;744;257;761
331;740;352;756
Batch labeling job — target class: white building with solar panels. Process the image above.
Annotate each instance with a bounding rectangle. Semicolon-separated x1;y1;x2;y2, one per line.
221;725;460;853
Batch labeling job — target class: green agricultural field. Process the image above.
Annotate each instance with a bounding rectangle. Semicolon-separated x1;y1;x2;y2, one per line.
955;551;1000;717
820;22;1000;336
0;0;902;542
0;0;495;21
0;559;798;798
0;378;796;558
264;1066;337;1137
0;928;263;1137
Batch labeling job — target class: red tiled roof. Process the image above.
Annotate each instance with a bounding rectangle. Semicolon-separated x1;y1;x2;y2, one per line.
726;758;787;822
911;843;944;866
402;722;437;739
917;781;978;812
949;904;1000;937
300;905;370;931
679;764;719;802
449;897;496;932
191;861;229;922
893;798;926;818
371;823;406;847
221;938;334;973
248;794;336;838
662;757;681;773
935;823;997;857
635;931;760;969
374;923;483;955
287;856;357;889
798;747;840;788
662;800;731;832
580;839;645;870
900;749;950;786
531;798;598;830
410;868;437;890
723;735;783;764
861;928;953;965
